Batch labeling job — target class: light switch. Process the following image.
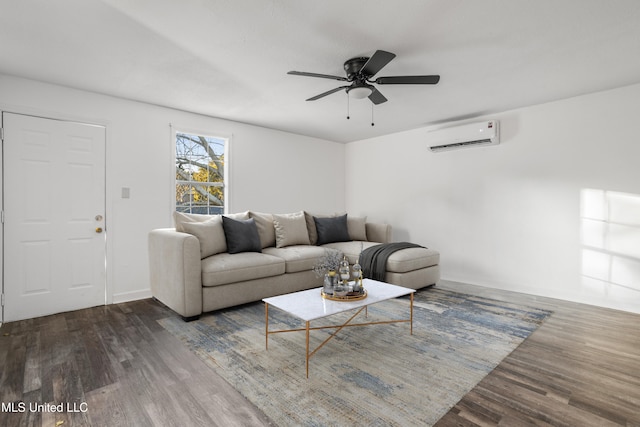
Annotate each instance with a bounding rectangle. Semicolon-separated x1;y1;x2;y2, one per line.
122;187;130;199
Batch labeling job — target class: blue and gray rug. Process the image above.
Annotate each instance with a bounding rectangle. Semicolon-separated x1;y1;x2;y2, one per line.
159;287;551;426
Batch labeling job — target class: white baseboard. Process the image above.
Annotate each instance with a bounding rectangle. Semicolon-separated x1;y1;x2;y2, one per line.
112;288;152;304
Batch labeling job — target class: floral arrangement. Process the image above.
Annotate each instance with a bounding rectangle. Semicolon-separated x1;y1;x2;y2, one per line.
312;248;343;278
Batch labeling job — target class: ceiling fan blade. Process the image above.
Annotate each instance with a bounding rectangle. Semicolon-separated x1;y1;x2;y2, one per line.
375;75;440;85
288;71;348;81
306;85;350;101
361;50;396;77
368;87;388;105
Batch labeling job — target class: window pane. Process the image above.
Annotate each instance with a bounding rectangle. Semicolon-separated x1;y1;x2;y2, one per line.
175;132;226;214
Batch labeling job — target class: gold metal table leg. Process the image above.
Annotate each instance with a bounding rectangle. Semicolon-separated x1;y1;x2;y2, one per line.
410;292;414;335
265;303;269;350
306;321;310;378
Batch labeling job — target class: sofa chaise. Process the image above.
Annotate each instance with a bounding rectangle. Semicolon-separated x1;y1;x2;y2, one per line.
148;211;440;320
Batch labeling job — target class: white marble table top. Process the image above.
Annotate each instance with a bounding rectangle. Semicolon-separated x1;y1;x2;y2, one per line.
262;278;415;321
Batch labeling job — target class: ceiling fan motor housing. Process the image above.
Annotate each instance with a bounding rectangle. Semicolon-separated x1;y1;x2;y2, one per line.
344;57;369;80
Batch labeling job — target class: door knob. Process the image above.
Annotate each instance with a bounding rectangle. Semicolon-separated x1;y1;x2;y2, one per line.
96;227;103;233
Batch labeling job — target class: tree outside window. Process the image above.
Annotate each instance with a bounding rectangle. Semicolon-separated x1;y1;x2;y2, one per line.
175;132;226;214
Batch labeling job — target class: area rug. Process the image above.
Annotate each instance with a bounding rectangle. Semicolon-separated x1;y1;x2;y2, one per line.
158;287;551;426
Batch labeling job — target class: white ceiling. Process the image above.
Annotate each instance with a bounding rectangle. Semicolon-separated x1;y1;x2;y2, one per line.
2;0;640;143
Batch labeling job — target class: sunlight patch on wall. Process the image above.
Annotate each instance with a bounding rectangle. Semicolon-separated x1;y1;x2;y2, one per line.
580;189;640;299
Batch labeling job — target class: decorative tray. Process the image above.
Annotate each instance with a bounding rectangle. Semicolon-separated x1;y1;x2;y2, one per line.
321;288;367;301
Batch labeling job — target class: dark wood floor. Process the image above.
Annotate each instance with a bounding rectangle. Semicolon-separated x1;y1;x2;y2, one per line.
434;282;640;427
0;298;273;427
1;281;639;426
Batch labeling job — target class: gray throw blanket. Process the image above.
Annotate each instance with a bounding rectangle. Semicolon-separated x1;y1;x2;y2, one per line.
359;242;424;282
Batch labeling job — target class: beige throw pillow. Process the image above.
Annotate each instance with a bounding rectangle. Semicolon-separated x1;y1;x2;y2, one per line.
273;211;311;248
181;217;227;258
173;211;214;232
249;211;276;248
347;215;368;241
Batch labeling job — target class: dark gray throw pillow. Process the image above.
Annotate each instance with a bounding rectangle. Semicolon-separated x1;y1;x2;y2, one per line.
222;216;262;254
314;214;351;245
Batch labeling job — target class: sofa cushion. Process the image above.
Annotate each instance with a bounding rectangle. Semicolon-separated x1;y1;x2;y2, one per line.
347;216;368;241
181;217;227;258
249;211;276;248
222;217;262;254
201;252;285;287
314;214;350;245
385;247;440;273
273;211;311;248
263;245;327;273
173;211;249;232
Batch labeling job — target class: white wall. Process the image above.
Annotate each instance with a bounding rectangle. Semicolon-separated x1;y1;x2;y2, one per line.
346;83;640;314
4;73;639;315
0;74;344;307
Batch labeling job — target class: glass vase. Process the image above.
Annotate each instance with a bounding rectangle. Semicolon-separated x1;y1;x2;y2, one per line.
323;271;335;295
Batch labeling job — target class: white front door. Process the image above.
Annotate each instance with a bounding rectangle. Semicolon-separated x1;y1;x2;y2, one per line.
2;112;106;322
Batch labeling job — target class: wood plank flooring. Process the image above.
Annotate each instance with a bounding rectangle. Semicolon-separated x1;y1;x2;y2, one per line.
434;282;640;427
0;299;273;427
1;281;639;426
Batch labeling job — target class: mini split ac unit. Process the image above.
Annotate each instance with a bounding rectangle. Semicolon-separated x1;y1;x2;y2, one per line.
428;120;499;152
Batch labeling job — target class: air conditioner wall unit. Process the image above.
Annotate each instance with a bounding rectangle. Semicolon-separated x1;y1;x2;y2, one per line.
428;120;499;152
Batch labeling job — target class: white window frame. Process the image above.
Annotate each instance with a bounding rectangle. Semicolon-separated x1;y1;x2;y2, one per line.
171;125;231;215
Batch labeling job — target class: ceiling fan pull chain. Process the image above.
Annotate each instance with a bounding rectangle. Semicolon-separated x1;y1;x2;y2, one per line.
371;104;375;126
347;93;350;120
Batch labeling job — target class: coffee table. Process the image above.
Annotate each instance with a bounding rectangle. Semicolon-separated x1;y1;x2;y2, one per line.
263;278;415;378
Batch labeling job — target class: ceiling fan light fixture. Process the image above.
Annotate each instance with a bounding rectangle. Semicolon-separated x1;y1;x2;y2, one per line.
348;86;372;99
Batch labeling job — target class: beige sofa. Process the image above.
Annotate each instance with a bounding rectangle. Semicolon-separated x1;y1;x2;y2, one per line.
148;211;440;320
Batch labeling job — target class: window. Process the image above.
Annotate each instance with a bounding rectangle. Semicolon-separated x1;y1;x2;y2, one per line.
175;132;227;214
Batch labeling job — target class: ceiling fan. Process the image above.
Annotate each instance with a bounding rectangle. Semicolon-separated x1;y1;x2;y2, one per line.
288;50;440;105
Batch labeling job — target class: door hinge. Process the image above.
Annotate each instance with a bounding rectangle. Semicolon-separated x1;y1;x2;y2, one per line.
1;210;3;224
1;294;4;307
0;127;3;141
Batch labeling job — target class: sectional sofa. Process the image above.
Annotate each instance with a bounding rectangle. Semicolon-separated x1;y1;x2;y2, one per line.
148;211;440;320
